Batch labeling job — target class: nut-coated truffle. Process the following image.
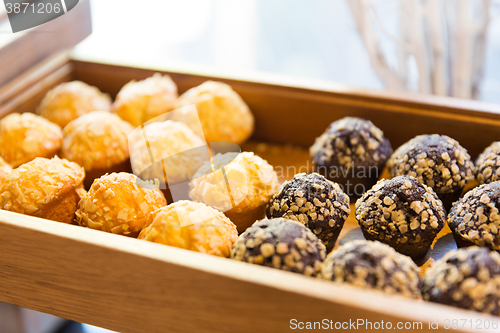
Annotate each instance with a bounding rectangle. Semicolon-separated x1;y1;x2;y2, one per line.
309;117;393;196
37;81;111;128
0;113;63;168
0;156;12;186
476;141;500;185
138;200;238;257
422;246;500;315
266;172;350;252
448;182;500;250
230;218;327;276
321;240;422;299
355;176;446;259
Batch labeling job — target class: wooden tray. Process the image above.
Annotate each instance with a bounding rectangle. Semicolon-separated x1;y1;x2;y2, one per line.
1;54;500;333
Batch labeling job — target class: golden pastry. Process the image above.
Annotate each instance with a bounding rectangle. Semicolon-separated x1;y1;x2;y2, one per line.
0;156;12;187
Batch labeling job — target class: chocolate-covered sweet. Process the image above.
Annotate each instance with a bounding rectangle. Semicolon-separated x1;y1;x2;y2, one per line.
476;142;500;185
230;218;326;276
422;247;500;315
309;117;393;196
387;134;475;210
448;182;500;250
266;172;350;252
355;176;446;259
321;240;422;299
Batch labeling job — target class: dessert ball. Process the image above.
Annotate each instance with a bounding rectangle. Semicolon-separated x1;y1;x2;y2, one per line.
112;73;178;127
266;172;350;252
0;113;63;168
189;152;279;232
61;111;134;188
476;141;500;185
230;218;327;276
387;134;475;210
130;120;206;186
138;200;238;257
309;117;393;196
422;246;500;315
448;182;500;250
37;81;111;128
0;157;85;223
0;156;12;187
172;81;254;145
355;176;446;259
75;172;167;237
321;240;422;299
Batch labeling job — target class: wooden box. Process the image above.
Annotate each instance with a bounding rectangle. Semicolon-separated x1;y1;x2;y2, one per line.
1;52;500;333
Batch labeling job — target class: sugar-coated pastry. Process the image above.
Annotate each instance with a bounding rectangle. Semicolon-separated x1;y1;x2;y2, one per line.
266;172;350;252
422;247;500;315
355;176;446;259
448;182;500;250
172;81;254;145
0;156;12;187
61;111;134;188
309;117;393;196
476;141;500;185
189;152;279;232
321;240;422;299
138;200;238;257
230;218;327;276
387;134;475;210
112;73;178;127
75;172;167;237
0;157;85;223
37;81;111;128
0;113;63;168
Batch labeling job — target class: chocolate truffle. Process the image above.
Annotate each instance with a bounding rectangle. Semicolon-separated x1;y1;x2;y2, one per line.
309;117;393;196
230;218;326;276
422;247;500;315
0;156;12;187
355;176;446;259
387;134;475;210
37;81;111;128
448;182;500;250
138;200;238;257
0;156;86;223
266;172;350;252
172;81;254;145
476;141;500;185
321;240;422;299
189;152;279;233
0;113;63;168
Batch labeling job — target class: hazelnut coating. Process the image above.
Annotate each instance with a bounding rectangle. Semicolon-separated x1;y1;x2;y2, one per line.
476;141;500;185
355;176;446;259
448;182;500;250
321;240;422;299
422;247;500;316
138;200;238;257
266;172;350;252
230;218;327;276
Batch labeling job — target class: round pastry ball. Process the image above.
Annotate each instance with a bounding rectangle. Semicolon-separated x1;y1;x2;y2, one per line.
37;81;111;128
0;113;63;168
172;80;254;145
230;218;327;276
189;152;279;233
476;141;500;185
448;182;500;250
387;134;475;210
130;120;206;185
0;156;12;187
422;246;500;315
138;200;238;257
266;172;350;252
62;111;134;188
75;172;167;237
112;73;178;127
355;176;446;259
0;156;85;223
321;240;422;299
309;117;393;196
